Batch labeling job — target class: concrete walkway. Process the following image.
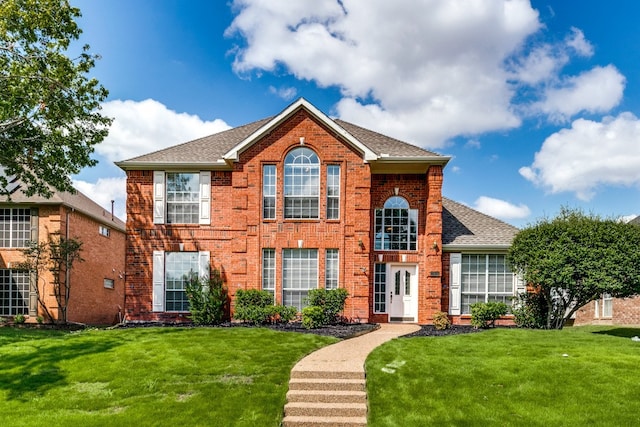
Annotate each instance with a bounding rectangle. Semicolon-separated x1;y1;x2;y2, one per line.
283;323;420;427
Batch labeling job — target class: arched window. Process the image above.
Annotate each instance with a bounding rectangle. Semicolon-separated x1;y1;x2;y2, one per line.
374;196;418;250
284;147;320;219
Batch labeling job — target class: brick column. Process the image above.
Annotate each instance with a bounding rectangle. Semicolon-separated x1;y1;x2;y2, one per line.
422;165;443;323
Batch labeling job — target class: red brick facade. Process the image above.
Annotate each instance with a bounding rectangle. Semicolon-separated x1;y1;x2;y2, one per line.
574;295;640;326
124;109;448;324
0;204;125;325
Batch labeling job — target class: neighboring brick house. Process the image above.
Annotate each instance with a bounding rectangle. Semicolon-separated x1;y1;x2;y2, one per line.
117;98;519;324
0;175;126;325
573;215;640;326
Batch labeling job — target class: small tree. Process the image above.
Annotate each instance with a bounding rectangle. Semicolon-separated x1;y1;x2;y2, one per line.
508;207;640;329
20;233;83;324
185;269;227;326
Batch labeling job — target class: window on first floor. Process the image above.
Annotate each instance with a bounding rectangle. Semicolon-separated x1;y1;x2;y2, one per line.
262;248;275;298
595;293;613;318
99;225;110;237
0;208;31;248
152;250;209;313
374;263;387;313
325;249;339;290
104;278;115;289
449;253;523;316
282;249;318;311
0;269;29;316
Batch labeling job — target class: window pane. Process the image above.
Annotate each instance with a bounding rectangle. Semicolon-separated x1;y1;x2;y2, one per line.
263;165;276;219
284;148;319;219
0;269;29;315
282;249;318;311
461;254;515;314
374;263;386;313
166;173;199;224
0;208;31;248
325;249;339;290
165;252;198;312
326;165;340;219
374;198;416;251
262;249;275;299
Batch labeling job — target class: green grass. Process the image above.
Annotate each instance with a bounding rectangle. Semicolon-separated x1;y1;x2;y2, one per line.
366;326;640;427
0;327;336;427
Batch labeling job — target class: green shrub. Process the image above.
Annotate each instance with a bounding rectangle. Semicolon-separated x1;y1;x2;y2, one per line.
511;292;548;329
432;311;451;330
14;314;26;324
470;302;508;329
301;306;325;329
36;316;44;324
233;289;296;324
185;269;228;326
305;288;348;325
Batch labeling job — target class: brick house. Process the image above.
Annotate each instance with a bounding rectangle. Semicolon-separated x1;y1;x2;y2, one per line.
117;98;520;324
0;174;126;325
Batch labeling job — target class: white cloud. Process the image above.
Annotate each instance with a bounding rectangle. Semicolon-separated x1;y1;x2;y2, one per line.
98;99;231;162
226;1;619;148
520;112;640;200
73;177;127;221
534;65;625;123
268;85;298;100
473;196;531;220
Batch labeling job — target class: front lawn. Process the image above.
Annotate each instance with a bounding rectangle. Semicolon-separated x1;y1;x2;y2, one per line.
0;327;336;427
366;326;640;426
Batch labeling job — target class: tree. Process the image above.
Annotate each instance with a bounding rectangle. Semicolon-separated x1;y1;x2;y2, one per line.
0;0;111;197
508;207;640;329
19;233;83;324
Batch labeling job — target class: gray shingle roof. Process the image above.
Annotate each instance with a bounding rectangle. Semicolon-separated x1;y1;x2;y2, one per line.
0;174;125;232
442;198;519;248
117;99;444;167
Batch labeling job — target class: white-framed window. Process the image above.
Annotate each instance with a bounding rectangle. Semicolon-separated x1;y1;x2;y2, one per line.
326;165;340;220
99;225;110;237
0;208;31;248
459;254;515;315
284;148;320;219
282;249;318;311
325;249;339;290
374;263;387;313
104;278;114;289
595;293;613;318
152;250;209;312
262;248;276;297
263;165;276;220
166;173;200;224
153;171;210;225
0;269;29;316
374;196;418;251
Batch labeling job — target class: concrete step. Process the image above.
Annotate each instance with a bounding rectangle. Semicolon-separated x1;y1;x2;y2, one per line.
288;378;366;392
282;415;367;427
286;389;367;404
285;402;367;418
290;370;364;380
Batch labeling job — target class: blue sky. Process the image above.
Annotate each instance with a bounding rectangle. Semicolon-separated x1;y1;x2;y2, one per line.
70;0;640;227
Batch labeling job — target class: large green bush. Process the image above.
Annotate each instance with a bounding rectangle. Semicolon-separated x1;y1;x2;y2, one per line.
470;301;508;329
185;269;228;325
511;292;548;329
233;289;296;324
302;288;349;328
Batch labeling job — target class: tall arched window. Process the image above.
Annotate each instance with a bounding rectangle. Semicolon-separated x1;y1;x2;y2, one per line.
284;147;320;218
374;196;418;250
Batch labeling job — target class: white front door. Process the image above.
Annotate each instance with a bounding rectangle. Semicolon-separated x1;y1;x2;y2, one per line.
388;264;417;322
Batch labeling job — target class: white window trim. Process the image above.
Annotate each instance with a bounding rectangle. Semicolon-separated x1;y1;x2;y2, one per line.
153;171;211;225
152;250;210;312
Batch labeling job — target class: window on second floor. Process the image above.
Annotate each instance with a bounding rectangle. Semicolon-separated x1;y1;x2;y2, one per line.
166;173;200;224
326;165;340;219
263;165;276;220
284;148;320;219
0;208;31;248
374;196;418;251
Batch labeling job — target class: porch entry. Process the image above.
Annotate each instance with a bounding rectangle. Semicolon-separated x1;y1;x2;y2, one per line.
388;264;418;322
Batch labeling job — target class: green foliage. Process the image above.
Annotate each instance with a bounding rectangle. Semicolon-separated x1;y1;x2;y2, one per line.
470;302;508;329
432;311;451;330
508;207;640;329
510;292;547;329
233;289;296;324
20;233;83;324
304;288;349;326
185;269;227;326
0;0;112;197
35;315;43;324
301;306;324;329
13;313;25;324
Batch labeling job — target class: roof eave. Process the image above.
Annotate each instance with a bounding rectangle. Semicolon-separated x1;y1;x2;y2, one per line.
442;244;512;252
